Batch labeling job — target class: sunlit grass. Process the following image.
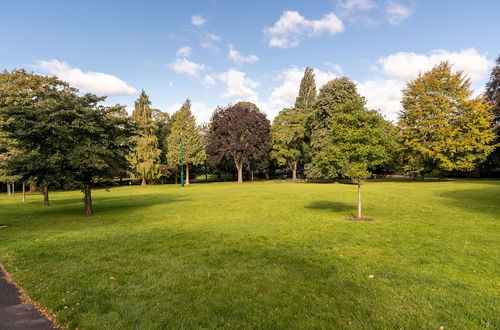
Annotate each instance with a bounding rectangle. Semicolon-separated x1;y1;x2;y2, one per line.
0;179;499;329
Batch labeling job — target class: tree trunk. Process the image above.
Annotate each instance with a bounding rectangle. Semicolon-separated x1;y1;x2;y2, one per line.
357;178;362;219
205;168;208;182
141;177;147;186
175;172;178;185
84;184;93;215
29;182;37;193
292;162;297;182
11;183;15;197
7;183;11;196
236;162;243;184
42;183;49;206
420;174;424;181
186;164;190;185
22;183;26;202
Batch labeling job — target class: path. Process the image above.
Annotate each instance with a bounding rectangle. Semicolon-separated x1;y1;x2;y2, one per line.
0;266;56;330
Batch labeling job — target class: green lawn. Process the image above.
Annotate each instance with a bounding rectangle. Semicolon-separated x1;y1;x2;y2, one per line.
0;180;499;329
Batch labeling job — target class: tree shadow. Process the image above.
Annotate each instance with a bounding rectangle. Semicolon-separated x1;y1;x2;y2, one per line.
305;200;354;216
436;186;500;218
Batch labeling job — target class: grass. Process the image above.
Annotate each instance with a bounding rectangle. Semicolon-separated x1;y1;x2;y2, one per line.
0;179;499;329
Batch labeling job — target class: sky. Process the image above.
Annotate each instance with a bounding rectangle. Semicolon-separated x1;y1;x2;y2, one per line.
1;0;499;123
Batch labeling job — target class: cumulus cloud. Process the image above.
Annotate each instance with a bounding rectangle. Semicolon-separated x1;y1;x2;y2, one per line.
379;48;492;82
386;2;413;25
207;33;222;41
357;48;493;119
203;74;216;86
169;58;206;77
191;15;205;26
36;59;136;95
228;44;259;64
176;46;192;57
218;69;259;99
263;11;344;48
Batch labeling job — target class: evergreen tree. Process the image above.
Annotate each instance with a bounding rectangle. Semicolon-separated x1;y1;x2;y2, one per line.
127;90;162;185
399;62;495;178
295;67;317;110
166;99;206;185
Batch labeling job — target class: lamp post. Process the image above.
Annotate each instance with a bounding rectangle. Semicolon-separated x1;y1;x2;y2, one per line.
180;133;185;187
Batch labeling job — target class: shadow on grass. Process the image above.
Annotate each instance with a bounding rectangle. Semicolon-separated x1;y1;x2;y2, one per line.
437;185;500;217
306;200;354;216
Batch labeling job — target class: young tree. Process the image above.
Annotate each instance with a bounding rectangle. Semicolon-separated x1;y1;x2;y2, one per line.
0;69;77;206
207;103;271;183
166;100;206;185
67;98;134;215
127;90;162;185
399;62;495;178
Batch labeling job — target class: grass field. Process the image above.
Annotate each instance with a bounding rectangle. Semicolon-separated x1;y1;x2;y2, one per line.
0;179;499;329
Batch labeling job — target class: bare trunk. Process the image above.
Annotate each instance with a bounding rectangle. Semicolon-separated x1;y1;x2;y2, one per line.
42;183;49;206
292;162;297;182
141;177;147;186
357;178;362;219
11;183;15;197
186;164;190;185
7;183;11;196
236;162;243;184
22;183;26;202
84;184;93;215
29;182;37;193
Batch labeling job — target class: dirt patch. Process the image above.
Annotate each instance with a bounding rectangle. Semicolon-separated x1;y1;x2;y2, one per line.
345;217;377;222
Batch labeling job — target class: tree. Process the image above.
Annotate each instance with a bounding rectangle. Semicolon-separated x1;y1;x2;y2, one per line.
66;98;134;215
0;69;77;206
271;108;307;180
166;100;206;185
127;90;162;185
207;103;271;183
399;62;495;178
307;77;365;178
153;109;172;183
295;67;317;110
482;55;500;176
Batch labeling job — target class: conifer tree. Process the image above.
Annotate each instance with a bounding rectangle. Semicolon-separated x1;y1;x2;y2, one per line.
166;99;206;185
295;67;317;110
399;62;495;178
127;90;162;185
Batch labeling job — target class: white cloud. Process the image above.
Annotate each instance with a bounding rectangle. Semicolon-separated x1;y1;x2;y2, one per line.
264;11;344;48
169;58;206;77
36;59;136;96
379;48;492;82
218;69;259;99
357;79;405;117
208;33;222;41
228;44;259;64
191;15;205;26
386;2;413;25
340;0;374;13
176;46;192;57
203;74;216;86
324;62;343;75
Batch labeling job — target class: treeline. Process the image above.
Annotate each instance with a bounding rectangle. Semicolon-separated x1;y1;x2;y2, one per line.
1;57;499;216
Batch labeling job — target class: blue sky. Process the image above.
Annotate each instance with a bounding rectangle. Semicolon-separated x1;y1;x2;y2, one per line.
1;0;499;122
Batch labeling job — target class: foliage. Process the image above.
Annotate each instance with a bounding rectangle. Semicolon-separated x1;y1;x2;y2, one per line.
127;90;162;184
482;55;500;176
166;99;206;169
295;67;317;110
399;62;495;177
207;103;271;182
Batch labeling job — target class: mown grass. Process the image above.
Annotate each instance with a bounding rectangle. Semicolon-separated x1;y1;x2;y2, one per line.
0;179;499;329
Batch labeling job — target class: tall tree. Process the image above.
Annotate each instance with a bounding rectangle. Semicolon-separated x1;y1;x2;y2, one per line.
153;109;172;183
295;67;317;110
271;108;307;181
67;98;134;215
307;77;365;178
166;100;206;185
207;103;271;183
399;62;495;178
0;69;77;206
482;55;500;176
127;90;162;185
